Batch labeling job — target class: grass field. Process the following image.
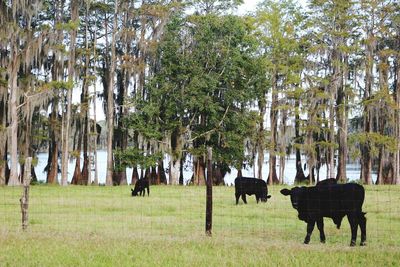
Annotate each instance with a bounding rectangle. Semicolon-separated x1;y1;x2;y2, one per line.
0;184;399;266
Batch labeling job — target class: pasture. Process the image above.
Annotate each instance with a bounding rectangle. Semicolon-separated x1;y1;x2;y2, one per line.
0;185;399;266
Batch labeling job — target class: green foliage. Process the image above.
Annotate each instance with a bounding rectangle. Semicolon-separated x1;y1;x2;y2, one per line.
55;20;80;31
114;148;161;170
39;80;74;91
129;12;259;168
0;78;7;87
349;132;398;159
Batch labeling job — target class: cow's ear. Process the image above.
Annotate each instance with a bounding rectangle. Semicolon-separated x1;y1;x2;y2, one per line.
280;189;291;196
131;188;134;192
267;195;271;199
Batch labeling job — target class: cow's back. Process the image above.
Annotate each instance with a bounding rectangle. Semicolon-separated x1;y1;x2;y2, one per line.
235;177;266;195
302;183;364;217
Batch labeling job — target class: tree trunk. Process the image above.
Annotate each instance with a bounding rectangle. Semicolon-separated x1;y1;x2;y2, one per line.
336;58;347;183
361;29;375;185
257;99;266;180
294;99;306;183
395;56;400;184
170;158;181;185
0;98;6;185
179;158;184;185
8;52;20;186
71;124;82;185
268;73;279;185
328;102;335;180
47;111;59;185
377;54;390;184
193;156;206;185
212;163;224;185
91;12;99;186
60;0;77;186
105;0;118;186
278;109;288;184
158;160;167;184
169;128;183;185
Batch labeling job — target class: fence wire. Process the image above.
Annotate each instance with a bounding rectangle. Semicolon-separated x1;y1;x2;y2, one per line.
0;185;399;246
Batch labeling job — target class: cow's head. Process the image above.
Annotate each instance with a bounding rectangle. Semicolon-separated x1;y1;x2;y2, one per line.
131;188;138;197
260;194;272;202
280;187;303;210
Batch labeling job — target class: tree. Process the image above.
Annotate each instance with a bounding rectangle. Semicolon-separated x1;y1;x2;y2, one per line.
255;0;305;184
61;0;79;186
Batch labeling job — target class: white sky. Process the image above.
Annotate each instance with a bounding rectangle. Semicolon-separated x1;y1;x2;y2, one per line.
239;0;260;14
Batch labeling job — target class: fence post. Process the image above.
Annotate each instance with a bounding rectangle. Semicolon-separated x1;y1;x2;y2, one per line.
205;147;212;236
20;157;32;231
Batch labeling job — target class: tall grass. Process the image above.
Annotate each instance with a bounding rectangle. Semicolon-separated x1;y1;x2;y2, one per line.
0;185;399;266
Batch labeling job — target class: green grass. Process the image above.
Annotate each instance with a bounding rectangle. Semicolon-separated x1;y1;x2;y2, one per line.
0;185;399;266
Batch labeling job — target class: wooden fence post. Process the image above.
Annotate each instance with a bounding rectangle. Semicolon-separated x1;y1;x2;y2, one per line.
205;147;212;236
20;157;32;231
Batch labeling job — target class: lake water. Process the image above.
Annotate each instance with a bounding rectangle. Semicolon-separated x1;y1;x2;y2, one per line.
33;150;376;185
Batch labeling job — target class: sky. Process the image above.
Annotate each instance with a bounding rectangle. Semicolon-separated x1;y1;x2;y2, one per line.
239;0;260;14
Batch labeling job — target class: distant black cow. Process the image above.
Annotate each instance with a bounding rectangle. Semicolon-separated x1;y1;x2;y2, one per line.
131;178;150;197
235;177;271;204
280;183;366;246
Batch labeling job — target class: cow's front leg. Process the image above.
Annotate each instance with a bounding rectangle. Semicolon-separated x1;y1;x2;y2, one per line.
256;196;259;203
241;194;247;204
316;218;326;243
304;221;315;244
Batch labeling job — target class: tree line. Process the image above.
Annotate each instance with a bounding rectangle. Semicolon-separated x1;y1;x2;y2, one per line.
0;0;399;186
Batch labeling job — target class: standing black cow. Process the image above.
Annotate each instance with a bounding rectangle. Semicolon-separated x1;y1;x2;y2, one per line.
235;177;271;204
131;178;150;197
280;183;366;246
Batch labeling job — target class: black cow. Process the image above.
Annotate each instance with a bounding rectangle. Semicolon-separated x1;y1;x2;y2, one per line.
131;178;150;197
280;183;366;246
235;177;271;204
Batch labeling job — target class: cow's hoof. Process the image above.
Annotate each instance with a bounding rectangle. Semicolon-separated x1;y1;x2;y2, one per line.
350;241;356;247
304;239;310;244
360;241;366;246
320;239;326;244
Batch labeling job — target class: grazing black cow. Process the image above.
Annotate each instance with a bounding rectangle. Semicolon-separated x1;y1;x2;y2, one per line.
280;183;366;246
131;178;150;197
235;177;271;204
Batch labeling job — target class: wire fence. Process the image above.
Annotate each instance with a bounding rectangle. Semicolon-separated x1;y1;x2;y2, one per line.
0;184;399;247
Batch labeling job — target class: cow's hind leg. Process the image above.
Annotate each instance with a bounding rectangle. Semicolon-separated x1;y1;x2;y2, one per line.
304;221;315;244
241;194;247;204
359;212;367;246
316;218;326;243
347;214;359;246
147;186;150;196
235;193;240;205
